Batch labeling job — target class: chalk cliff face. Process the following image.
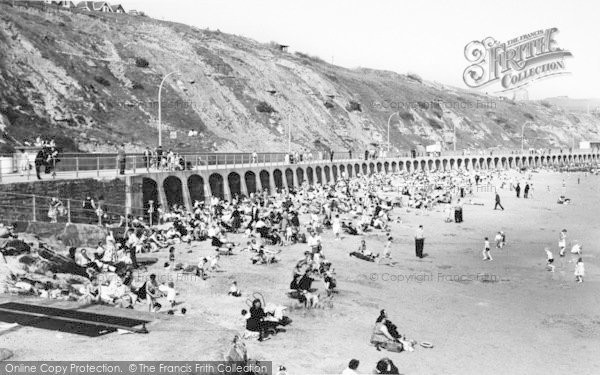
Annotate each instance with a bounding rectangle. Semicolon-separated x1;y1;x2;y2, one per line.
0;2;598;154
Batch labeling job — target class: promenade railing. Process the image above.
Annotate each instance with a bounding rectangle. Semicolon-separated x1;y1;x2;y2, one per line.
0;191;147;227
0;148;595;182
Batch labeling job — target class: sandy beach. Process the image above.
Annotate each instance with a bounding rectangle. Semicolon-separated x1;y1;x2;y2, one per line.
1;170;599;375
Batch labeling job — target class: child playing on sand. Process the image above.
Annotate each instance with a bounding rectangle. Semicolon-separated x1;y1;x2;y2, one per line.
494;232;504;249
378;236;393;264
574;258;585;283
545;247;555;272
164;281;177;308
168;247;175;270
228;281;242;297
558;229;567;257
482;237;492;261
332;214;342;240
209;255;221;272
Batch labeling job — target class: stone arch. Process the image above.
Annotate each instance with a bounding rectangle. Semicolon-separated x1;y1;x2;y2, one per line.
369;163;375;175
163;176;184;208
420;160;426;171
435;159;441;171
209;173;225;200
306;167;314;185
442;159;448;171
142;177;159;223
244;171;257;194
324;166;331;183
259;170;270;192
406;161;411;172
457;158;463;170
362;163;368;175
399;161;404;171
413;160;419;171
354;164;360;176
273;169;284;190
187;175;205;204
315;166;323;184
377;162;382;173
339;165;345;178
391;161;397;172
228;172;242;198
493;157;499;168
450;159;455;169
285;168;294;188
296;168;305;185
427;159;433;171
332;165;338;181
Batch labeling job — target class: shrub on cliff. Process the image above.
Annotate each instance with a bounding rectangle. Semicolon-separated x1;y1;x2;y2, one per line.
256;101;276;114
135;57;149;68
93;76;110;86
346;101;362;112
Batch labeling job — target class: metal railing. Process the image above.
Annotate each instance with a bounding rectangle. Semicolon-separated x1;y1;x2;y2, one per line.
0;191;148;227
1;148;597;183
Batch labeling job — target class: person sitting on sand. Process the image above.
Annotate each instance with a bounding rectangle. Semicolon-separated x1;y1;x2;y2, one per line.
370;310;414;352
251;249;278;265
228;281;242;297
350;239;378;262
374;358;400;374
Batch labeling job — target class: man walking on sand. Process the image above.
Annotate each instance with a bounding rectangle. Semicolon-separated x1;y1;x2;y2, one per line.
415;225;424;258
494;192;504;210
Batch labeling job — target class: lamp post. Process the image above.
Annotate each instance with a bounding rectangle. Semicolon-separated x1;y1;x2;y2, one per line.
288;113;291;154
387;112;399;152
158;71;180;147
453;122;456;152
521;121;531;154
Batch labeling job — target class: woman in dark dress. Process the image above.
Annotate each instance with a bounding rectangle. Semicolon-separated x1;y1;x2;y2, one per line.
248;299;267;341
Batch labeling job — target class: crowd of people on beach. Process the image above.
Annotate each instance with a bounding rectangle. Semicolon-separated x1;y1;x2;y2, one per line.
0;160;594;373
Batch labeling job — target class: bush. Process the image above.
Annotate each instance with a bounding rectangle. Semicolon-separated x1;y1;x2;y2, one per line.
541;101;552;108
324;101;334;109
524;112;535;120
427;118;443;129
346;100;361;112
131;81;144;90
399;111;414;122
135;57;149;68
406;73;423;83
94;76;110;86
256;101;276;114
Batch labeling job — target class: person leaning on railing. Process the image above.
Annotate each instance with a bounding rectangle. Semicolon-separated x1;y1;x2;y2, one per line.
117;144;126;175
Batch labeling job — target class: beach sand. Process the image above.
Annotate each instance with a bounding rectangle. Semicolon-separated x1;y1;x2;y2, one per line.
1;171;599;375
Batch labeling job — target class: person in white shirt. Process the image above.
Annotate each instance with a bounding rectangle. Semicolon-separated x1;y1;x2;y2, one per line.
545;247;555;272
482;237;492;261
332;214;341;240
558;229;567;257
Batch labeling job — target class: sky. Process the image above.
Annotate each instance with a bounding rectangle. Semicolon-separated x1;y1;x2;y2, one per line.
119;0;599;100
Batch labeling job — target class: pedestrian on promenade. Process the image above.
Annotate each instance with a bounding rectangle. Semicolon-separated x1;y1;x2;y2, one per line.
117;144;126;175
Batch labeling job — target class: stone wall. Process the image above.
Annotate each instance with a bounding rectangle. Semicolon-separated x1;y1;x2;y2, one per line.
0;178;126;223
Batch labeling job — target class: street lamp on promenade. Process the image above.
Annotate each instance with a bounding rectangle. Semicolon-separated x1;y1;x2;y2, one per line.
158;71;180;147
521;121;532;154
387;112;399;152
